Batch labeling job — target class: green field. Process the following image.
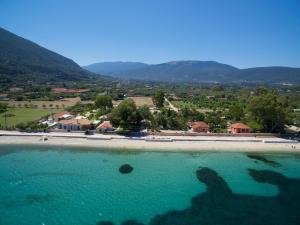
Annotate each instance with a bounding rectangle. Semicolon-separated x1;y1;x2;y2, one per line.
171;100;198;109
0;108;59;127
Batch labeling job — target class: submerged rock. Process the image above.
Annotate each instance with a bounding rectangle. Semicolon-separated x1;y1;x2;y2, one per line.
119;164;133;174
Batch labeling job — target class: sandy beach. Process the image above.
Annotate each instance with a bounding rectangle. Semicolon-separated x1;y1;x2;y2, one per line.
0;130;299;153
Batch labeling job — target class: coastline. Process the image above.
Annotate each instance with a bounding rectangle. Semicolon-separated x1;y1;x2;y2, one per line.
0;131;299;153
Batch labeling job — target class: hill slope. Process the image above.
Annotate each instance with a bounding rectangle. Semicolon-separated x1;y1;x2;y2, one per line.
84;60;300;84
0;27;96;85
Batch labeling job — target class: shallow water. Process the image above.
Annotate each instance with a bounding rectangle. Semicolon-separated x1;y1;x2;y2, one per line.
0;145;300;225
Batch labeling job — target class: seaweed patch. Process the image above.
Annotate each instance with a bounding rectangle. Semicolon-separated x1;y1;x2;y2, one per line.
97;167;300;225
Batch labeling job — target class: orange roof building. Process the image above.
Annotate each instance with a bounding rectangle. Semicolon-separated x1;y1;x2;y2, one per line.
230;122;251;134
51;111;73;121
189;121;210;133
96;121;114;132
57;118;92;131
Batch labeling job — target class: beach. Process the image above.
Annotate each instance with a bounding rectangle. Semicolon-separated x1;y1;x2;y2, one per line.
0;131;299;152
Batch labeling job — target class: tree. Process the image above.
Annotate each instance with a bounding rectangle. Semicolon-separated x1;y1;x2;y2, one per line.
228;103;244;121
0;103;8;114
95;95;113;109
246;91;289;133
152;90;165;108
110;99;142;130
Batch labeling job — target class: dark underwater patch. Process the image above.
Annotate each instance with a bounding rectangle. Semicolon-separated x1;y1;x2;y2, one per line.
119;164;134;174
97;167;300;225
247;154;281;167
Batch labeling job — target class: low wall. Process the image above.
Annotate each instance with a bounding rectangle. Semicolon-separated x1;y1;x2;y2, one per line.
147;131;278;138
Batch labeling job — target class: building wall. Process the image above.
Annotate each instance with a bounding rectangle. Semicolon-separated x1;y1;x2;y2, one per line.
231;127;251;134
58;124;80;131
193;127;209;133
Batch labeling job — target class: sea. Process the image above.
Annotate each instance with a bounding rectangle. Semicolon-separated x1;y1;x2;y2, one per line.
0;144;300;225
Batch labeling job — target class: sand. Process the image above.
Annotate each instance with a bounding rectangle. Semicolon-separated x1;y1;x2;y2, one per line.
0;131;299;153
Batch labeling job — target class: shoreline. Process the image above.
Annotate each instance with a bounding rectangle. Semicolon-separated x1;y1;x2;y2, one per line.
0;131;299;153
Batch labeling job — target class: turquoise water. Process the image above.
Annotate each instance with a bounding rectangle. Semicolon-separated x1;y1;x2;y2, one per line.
0;145;300;225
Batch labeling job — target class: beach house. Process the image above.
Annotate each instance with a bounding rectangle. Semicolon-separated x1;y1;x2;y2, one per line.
96;121;114;132
51;111;73;121
57;118;92;131
189;121;210;133
230;123;251;134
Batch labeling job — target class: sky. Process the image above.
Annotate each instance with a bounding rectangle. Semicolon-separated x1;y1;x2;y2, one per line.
0;0;300;68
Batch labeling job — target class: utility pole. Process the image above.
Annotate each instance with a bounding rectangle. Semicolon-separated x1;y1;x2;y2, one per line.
4;111;7;129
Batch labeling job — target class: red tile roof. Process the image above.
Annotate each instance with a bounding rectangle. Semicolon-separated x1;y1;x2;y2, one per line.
58;119;91;126
52;111;70;118
97;121;113;129
231;123;250;129
191;121;210;129
52;88;90;94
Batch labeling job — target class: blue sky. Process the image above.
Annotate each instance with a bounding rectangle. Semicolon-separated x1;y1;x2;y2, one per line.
0;0;300;68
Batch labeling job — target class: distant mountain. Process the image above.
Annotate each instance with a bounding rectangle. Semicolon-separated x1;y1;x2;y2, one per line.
236;67;300;83
83;62;149;78
0;27;99;86
84;60;300;84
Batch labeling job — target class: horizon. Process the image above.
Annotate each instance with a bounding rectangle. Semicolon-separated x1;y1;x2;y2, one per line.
1;0;300;68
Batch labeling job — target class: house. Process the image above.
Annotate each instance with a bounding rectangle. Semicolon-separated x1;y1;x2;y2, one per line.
206;96;215;100
189;121;210;133
0;94;9;100
98;114;110;121
96;121;114;132
51;111;73;121
57;119;92;131
230;123;251;134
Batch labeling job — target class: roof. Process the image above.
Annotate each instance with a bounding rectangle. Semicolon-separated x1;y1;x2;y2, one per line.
231;123;250;129
97;121;113;129
99;114;110;119
52;111;71;118
191;121;210;129
58;118;91;126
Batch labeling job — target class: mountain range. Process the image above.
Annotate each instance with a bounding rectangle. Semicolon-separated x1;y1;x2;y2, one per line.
1;26;299;86
84;61;300;84
0;27;98;86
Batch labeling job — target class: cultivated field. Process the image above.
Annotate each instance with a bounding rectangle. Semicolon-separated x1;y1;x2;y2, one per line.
127;96;154;107
0;108;60;127
0;97;90;109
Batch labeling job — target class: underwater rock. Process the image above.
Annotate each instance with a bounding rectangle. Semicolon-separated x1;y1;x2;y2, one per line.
122;220;144;225
119;164;133;174
97;221;115;225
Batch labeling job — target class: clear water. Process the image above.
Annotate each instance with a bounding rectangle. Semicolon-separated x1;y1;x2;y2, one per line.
0;145;300;225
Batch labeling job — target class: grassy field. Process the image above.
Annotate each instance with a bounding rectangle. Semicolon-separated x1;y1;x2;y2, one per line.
171;100;198;109
171;100;213;113
0;108;60;127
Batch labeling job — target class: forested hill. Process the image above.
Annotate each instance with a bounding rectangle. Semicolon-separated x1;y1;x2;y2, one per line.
0;27;97;85
84;60;300;84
